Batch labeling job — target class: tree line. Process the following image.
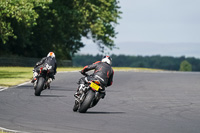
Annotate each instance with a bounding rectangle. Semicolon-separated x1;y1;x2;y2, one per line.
0;0;121;60
72;54;200;71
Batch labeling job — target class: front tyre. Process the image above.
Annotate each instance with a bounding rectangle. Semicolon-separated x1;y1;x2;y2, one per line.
35;77;45;96
79;90;95;113
73;100;79;112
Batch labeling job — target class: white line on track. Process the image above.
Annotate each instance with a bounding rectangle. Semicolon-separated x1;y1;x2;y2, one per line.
0;71;78;92
0;87;8;92
0;126;30;133
17;81;31;87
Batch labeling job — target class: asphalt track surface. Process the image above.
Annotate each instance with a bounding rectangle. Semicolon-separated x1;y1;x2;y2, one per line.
0;71;200;133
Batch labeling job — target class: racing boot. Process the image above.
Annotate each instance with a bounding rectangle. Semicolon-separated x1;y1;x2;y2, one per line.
31;77;37;83
31;71;38;83
99;90;106;99
47;78;53;89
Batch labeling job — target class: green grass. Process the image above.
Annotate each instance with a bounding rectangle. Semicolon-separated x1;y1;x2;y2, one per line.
0;67;162;87
0;67;33;87
0;129;12;133
0;131;9;133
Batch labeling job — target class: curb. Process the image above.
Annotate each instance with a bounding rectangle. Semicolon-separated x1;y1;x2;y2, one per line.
0;86;8;92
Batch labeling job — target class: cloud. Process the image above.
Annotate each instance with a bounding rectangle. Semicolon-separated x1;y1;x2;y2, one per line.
116;0;200;43
79;0;200;58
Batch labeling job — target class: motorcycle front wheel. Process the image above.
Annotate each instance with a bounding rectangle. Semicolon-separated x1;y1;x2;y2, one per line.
79;89;95;113
35;77;45;96
73;100;79;112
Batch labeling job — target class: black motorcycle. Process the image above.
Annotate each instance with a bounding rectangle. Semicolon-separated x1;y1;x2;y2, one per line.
73;72;104;113
33;64;52;96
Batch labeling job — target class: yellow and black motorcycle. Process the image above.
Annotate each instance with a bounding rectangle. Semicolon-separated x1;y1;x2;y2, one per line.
73;72;104;113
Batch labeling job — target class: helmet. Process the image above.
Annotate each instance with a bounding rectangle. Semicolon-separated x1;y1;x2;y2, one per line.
101;55;112;65
47;52;55;58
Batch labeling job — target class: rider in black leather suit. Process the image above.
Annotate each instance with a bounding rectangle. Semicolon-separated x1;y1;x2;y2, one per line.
31;52;57;89
75;56;114;99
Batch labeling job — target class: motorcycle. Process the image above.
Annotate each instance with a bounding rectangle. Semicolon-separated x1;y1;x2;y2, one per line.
73;72;104;113
33;64;52;96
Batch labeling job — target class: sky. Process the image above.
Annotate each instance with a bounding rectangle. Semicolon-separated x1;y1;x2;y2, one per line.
79;0;200;58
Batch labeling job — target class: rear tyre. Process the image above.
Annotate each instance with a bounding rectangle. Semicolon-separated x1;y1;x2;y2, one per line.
79;90;95;113
35;77;45;96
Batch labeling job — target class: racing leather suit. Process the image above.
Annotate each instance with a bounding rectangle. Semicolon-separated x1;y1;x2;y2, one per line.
34;56;57;78
80;61;114;88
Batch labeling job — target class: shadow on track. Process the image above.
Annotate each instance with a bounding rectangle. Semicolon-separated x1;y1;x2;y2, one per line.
86;111;125;114
40;95;67;97
49;88;75;91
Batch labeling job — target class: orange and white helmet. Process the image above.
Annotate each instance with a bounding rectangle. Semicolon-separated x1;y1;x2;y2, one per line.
47;52;55;58
101;55;112;65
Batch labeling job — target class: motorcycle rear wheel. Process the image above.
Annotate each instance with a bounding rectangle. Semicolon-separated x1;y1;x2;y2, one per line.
79;89;95;113
35;77;45;96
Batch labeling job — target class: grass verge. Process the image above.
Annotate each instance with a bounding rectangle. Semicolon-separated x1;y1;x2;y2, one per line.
0;131;8;133
0;67;33;87
0;67;162;87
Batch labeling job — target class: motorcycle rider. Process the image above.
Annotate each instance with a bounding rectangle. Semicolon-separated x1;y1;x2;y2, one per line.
75;55;114;99
31;52;57;89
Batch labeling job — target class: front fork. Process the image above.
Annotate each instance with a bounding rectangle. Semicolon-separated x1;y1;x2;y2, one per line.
75;85;91;108
74;85;87;103
75;84;100;108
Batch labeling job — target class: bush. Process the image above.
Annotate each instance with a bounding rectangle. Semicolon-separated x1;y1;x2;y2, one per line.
179;60;192;71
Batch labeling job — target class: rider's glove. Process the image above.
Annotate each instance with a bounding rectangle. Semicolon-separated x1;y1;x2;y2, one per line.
81;70;85;75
